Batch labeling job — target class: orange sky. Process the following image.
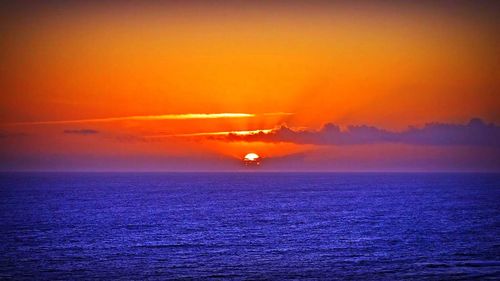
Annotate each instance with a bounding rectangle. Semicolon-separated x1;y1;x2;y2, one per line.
1;1;499;171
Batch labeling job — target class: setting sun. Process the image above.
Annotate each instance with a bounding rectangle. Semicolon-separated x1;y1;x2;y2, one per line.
243;153;261;166
244;153;259;161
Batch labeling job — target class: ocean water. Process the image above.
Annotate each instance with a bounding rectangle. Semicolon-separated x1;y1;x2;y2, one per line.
0;172;499;280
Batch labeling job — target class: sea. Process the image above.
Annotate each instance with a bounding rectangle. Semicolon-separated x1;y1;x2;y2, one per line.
0;172;499;280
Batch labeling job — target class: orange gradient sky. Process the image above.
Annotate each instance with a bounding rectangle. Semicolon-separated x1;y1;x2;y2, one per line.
1;1;499;171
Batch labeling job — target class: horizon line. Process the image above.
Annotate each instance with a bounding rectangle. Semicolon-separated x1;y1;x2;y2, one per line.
1;170;498;174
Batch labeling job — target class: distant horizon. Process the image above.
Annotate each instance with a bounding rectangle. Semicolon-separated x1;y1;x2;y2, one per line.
2;169;499;174
2;117;499;172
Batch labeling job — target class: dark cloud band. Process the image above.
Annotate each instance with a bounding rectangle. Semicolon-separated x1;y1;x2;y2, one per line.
218;118;500;147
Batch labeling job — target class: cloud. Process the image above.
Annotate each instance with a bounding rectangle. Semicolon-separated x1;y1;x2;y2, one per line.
217;118;500;147
0;132;27;138
63;129;100;135
3;112;292;126
145;128;274;138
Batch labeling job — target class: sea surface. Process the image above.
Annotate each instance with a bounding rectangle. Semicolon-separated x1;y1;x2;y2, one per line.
0;172;499;280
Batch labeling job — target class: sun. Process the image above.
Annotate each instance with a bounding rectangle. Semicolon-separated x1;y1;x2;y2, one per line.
244;153;259;161
243;153;261;166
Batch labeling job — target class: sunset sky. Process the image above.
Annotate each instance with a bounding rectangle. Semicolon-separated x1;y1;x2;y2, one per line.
1;1;499;171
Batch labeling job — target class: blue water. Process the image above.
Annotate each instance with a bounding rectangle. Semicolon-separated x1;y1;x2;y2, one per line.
0;173;499;280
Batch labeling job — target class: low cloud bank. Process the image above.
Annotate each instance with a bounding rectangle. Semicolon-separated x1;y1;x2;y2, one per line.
63;129;99;135
219;118;500;147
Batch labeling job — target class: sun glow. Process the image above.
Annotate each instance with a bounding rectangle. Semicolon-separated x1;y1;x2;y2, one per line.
243;153;261;166
244;153;260;161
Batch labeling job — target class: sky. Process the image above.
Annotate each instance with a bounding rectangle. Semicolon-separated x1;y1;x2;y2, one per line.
1;1;499;171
